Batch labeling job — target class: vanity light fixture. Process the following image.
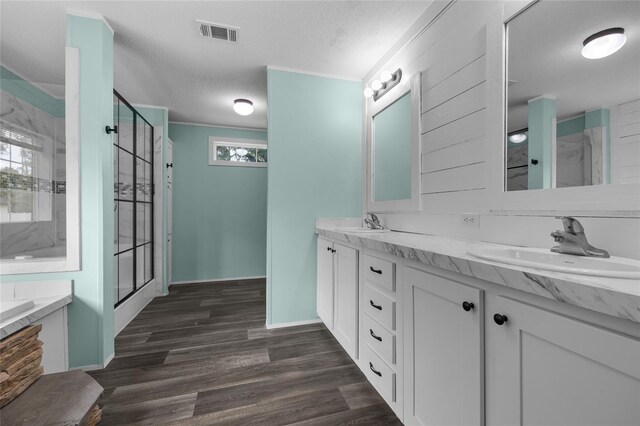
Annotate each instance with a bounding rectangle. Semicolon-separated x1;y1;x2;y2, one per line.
509;133;527;144
363;68;403;101
581;27;626;59
233;98;254;116
380;70;393;83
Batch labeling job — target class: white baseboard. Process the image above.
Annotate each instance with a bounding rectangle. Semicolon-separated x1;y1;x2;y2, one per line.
266;319;322;329
103;352;115;368
114;280;156;336
75;352;115;371
170;276;266;285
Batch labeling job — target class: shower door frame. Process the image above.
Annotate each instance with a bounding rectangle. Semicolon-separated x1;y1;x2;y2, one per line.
113;90;154;307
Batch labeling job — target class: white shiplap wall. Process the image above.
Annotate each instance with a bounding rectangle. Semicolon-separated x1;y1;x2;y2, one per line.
612;99;640;184
362;0;640;260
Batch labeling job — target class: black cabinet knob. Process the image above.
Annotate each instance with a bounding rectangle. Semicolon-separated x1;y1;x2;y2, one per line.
331;249;336;253
493;313;508;325
462;301;475;312
327;247;331;251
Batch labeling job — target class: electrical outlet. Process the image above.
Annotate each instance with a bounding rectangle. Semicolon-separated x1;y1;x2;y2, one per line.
461;214;480;228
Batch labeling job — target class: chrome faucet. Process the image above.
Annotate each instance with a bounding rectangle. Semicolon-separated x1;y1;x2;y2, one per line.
550;216;609;258
364;213;383;230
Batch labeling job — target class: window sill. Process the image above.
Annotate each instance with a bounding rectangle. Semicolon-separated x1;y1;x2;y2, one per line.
208;161;267;168
0;257;79;275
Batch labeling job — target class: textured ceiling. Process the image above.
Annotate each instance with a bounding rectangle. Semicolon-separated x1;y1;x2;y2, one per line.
0;1;433;129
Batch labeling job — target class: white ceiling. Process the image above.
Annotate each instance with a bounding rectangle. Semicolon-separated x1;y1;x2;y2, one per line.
507;0;640;132
0;1;433;129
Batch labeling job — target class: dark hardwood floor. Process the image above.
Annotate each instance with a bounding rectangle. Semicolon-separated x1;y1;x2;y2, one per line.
89;279;402;425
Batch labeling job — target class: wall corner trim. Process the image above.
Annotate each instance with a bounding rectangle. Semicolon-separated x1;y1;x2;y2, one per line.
168;120;267;133
267;65;361;83
66;10;114;35
132;103;170;112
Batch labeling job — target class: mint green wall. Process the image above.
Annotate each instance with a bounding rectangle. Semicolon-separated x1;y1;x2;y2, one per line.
374;92;412;201
266;69;361;326
557;115;585;138
528;97;556;190
168;124;268;283
0;66;65;117
0;15;115;368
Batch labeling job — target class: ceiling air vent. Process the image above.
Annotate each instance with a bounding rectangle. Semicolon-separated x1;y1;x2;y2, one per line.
198;20;239;43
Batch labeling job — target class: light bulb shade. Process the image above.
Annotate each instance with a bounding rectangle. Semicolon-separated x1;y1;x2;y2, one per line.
363;87;374;98
581;27;626;59
371;80;382;91
233;99;254;116
380;70;393;82
509;133;527;144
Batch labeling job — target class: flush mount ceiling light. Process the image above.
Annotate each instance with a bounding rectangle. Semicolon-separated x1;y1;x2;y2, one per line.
581;27;626;59
509;133;527;144
233;99;254;116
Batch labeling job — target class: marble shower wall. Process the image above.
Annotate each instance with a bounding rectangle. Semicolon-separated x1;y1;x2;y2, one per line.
0;90;66;258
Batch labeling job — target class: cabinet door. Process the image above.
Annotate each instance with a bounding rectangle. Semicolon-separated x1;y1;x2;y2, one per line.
316;238;334;329
486;296;640;426
403;267;483;426
333;243;359;359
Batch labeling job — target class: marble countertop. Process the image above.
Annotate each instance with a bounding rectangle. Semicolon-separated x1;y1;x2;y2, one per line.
1;281;73;339
316;219;640;323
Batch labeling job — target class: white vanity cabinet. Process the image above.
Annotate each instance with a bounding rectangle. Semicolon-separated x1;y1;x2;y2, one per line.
35;306;69;373
315;229;640;426
360;252;403;418
316;237;359;359
485;296;640;426
402;266;483;426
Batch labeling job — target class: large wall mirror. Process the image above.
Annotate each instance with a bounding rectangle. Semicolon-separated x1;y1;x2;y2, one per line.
367;72;421;213
0;37;80;273
505;0;640;195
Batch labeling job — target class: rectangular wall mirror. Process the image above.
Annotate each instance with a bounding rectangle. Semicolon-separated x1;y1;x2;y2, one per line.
505;0;640;193
0;46;80;274
367;72;421;213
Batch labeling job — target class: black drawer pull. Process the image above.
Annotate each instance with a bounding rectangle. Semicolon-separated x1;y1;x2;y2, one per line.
369;329;382;342
369;266;382;275
327;247;331;251
370;300;382;310
369;362;382;377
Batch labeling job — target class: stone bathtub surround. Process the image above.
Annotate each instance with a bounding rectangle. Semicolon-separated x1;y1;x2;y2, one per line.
316;222;640;323
0;280;72;339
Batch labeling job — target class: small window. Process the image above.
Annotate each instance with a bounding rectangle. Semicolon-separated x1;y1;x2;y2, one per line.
209;137;267;167
0;123;49;223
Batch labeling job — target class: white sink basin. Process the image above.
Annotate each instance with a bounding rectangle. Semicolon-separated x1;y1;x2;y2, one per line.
0;299;35;321
467;247;640;279
334;226;390;233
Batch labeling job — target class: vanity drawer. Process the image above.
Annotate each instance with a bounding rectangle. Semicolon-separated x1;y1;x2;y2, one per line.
364;313;396;365
363;254;395;292
362;344;396;403
364;285;396;331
